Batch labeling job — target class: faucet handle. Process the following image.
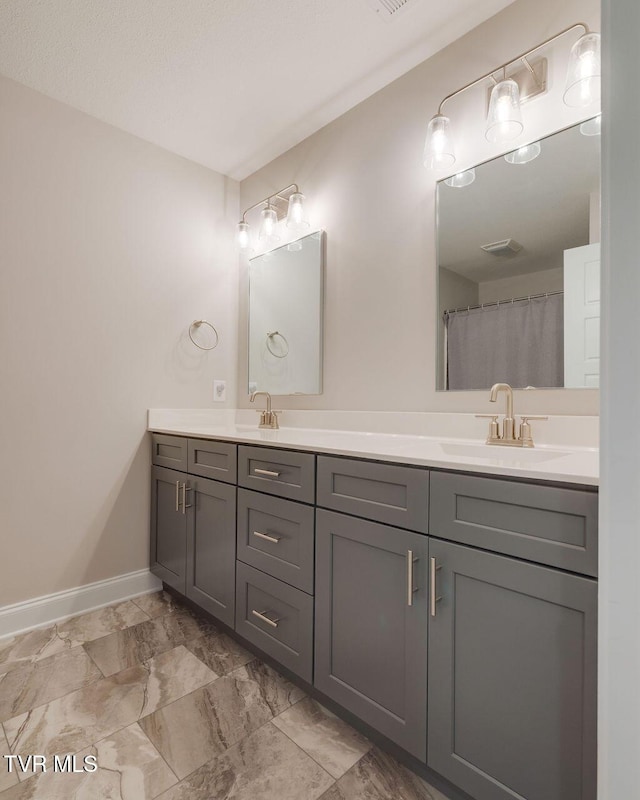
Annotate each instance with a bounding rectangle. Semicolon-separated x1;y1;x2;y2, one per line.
475;414;500;442
519;416;548;448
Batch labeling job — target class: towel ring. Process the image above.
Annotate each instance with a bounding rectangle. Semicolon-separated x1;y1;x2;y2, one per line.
189;320;219;351
266;330;289;358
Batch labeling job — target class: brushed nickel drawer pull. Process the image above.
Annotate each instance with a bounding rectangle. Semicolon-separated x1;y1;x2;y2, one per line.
253;531;281;544
251;609;280;628
181;484;192;514
407;550;419;607
175;481;180;512
254;468;281;478
430;557;443;618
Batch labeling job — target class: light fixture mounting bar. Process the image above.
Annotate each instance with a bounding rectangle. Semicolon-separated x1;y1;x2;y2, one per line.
437;22;589;115
240;184;299;223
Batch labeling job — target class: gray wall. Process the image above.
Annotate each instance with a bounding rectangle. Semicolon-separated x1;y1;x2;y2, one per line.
238;0;599;415
0;76;239;607
599;0;640;794
478;268;564;304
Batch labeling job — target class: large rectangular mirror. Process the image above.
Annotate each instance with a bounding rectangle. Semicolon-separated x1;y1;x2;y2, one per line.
436;118;601;391
248;230;324;395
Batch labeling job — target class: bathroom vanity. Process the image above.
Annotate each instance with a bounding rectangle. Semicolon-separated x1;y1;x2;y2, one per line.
149;424;597;800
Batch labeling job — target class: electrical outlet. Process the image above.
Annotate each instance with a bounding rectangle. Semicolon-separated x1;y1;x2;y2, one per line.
213;380;226;403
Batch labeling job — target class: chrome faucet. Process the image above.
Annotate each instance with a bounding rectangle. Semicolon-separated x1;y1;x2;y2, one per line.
250;391;280;430
476;383;547;447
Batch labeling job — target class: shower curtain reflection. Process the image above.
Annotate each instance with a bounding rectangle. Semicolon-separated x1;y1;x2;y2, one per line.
445;293;564;390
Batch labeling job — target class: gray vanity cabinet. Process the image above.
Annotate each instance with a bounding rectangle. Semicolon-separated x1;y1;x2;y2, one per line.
427;538;597;800
150;465;188;593
315;509;429;760
151;435;238;626
185;475;237;628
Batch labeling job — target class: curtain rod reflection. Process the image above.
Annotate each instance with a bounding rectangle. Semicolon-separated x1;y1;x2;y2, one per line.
444;290;563;316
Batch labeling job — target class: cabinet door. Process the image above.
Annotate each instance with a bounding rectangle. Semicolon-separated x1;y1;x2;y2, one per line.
315;509;428;759
150;466;187;593
186;476;237;628
428;539;597;800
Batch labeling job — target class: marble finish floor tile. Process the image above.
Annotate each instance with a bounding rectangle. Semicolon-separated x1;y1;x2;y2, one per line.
0;723;177;799
84;607;217;676
3;645;216;760
273;696;372;779
0;628;63;676
185;632;252;676
318;747;451;800
140;659;305;779
3;664;150;760
156;722;334;800
139;645;218;717
132;591;186;619
0;647;102;722
0;728;19;792
0;601;150;674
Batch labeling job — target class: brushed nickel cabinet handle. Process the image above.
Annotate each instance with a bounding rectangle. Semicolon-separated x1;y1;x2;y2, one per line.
253;531;281;544
175;481;180;512
430;557;443;618
181;484;192;514
407;550;419;606
251;609;280;628
254;468;281;478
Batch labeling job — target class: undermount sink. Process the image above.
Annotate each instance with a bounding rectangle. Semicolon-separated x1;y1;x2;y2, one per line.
438;442;569;463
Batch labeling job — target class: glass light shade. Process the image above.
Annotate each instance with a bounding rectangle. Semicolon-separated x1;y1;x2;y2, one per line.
444;169;476;188
423;115;456;169
564;33;601;108
285;192;310;232
504;141;541;164
580;115;602;136
486;79;524;143
237;221;250;249
258;205;280;244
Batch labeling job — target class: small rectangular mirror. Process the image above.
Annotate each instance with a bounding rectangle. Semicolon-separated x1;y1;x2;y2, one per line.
248;230;324;395
436;118;601;391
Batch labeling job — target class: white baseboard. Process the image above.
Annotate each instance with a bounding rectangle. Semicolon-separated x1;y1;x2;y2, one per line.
0;569;162;640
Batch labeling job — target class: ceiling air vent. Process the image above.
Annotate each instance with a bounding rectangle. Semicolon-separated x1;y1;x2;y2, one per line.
480;239;523;256
365;0;421;22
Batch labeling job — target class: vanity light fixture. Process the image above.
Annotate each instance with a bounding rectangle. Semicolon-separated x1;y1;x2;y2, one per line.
259;203;279;245
486;79;523;143
423;115;455;169
444;169;476;188
237;221;250;250
564;33;601;108
285;192;310;233
423;23;600;171
237;184;309;251
504;141;542;164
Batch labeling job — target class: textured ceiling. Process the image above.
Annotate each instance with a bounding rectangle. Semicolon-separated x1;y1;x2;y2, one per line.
0;0;516;180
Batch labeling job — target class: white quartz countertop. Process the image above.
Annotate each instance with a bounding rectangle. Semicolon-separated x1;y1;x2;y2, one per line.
148;410;598;487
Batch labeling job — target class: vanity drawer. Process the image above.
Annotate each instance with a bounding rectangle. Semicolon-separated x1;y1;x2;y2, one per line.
430;471;598;577
151;434;188;471
235;562;313;683
188;438;237;484
316;456;429;533
238;446;315;504
237;489;315;593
